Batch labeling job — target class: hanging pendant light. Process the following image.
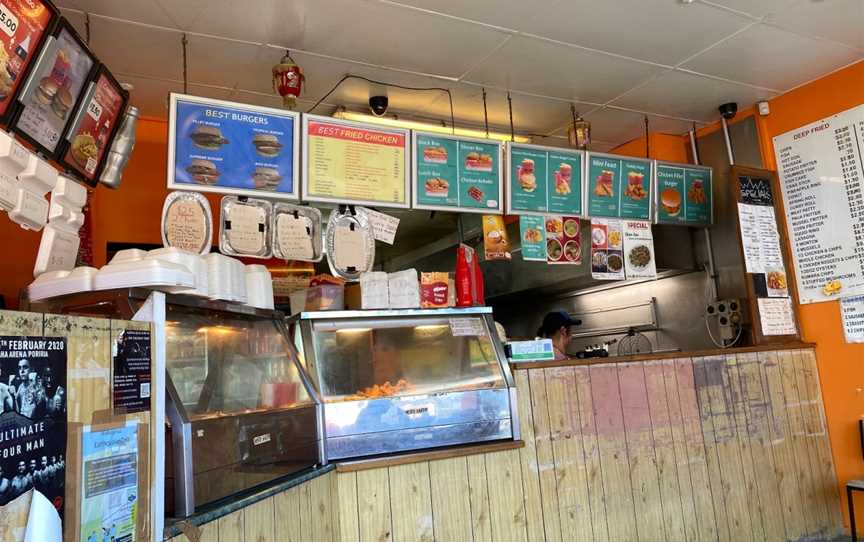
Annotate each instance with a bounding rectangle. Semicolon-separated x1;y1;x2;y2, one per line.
567;104;590;150
272;50;304;110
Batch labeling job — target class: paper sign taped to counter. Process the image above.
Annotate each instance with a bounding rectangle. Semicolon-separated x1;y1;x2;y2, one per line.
363;208;399;245
840;295;864;343
758;297;797;336
449;318;484;336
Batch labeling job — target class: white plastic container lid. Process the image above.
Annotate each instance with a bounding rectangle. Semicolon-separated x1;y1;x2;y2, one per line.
228;256;247;303
9;189;49;230
18;154;57;194
52;176;87;208
28;266;98;300
0;130;31;171
93;259;195;292
109;248;148;264
245;264;274;310
203;252;234;301
33;224;81;277
146;247;208;297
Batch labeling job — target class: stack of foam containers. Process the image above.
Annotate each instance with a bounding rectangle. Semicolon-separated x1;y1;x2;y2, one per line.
245;265;274;310
0;130;31;214
93;248;194;292
10;153;58;231
204;253;234;301
33;176;88;277
228;257;247;303
146;248;208;297
28;267;99;301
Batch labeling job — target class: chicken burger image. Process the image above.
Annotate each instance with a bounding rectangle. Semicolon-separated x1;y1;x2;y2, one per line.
661;187;681;216
35;76;58;106
52;86;73;119
253;133;283;157
185;159;220;185
252;166;282;189
70;133;98;168
190;125;229;150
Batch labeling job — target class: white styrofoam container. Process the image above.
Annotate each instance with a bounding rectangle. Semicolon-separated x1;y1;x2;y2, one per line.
146;248;208;297
93;259;195;292
245;264;274;310
388;269;420;308
203;253;234;301
109;248;148;264
33;224;80;277
28;267;98;300
228;256;247;303
359;272;389;309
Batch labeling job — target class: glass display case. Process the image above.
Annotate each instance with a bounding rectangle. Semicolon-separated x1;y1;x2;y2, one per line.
31;289;322;517
290;307;518;461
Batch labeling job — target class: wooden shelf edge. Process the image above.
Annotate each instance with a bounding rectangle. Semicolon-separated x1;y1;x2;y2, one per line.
335;440;525;473
509;341;817;370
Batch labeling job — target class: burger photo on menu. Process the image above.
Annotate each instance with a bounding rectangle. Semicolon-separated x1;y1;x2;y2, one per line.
253;133;283;157
555;163;572;195
424;177;449;197
0;47;14;101
186;159;220;184
423;145;448;163
70;133;98;168
594;169;614;197
252;166;282;190
465;151;493;172
517;158;537;192
661;187;682;216
190;125;229;150
623;171;647;200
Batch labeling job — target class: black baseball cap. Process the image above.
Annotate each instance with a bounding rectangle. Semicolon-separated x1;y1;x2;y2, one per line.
538;310;582;336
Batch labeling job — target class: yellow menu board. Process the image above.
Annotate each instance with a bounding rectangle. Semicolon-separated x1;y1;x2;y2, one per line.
302;116;410;208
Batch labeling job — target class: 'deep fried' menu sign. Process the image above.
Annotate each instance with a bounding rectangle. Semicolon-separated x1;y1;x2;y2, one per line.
302;115;410;209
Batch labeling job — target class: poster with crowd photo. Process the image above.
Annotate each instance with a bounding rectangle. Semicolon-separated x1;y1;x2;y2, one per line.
0;336;67;520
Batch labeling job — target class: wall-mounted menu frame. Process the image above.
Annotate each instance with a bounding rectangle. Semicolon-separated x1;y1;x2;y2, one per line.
167;93;300;200
585;151;652;220
302;114;410;209
654;161;713;226
505;142;584;217
58;65;128;186
0;0;58;126
10;17;96;158
412;131;503;214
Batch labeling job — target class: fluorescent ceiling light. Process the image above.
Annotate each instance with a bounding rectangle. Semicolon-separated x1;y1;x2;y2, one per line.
333;109;531;144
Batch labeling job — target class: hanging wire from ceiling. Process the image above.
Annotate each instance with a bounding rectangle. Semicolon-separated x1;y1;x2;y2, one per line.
181;33;189;94
644;115;650;158
570;104;578;132
84;12;91;45
307;74;455;134
482;88;489;139
506;92;515;142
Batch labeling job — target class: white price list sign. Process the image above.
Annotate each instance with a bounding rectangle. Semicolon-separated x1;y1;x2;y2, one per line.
840;295;864;343
774;104;864;303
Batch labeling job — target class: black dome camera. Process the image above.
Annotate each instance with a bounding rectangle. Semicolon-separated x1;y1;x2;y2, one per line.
369;95;389;117
718;102;738;120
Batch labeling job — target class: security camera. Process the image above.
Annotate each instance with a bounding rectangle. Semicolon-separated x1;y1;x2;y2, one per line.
369;95;389;117
718;102;738;120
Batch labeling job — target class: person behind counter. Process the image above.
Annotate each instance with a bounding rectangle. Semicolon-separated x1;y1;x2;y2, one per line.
537;311;581;360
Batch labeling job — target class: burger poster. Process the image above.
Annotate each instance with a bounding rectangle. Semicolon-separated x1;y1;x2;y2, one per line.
587;152;651;221
655;162;713;225
168;93;299;200
506;143;583;216
14;26;94;154
62;71;125;182
413;131;502;214
0;0;53;119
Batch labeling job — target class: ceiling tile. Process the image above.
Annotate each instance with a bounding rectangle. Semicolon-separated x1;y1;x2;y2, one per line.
580;108;649;144
89;17;182;80
383;0;559;30
682;23;861;90
180;0;285;43
612;70;774;122
57;0;178;28
187;36;263;89
262;0;509;78
118;75;179;118
700;0;805;18
766;0;864;50
519;0;751;65
463;36;661;103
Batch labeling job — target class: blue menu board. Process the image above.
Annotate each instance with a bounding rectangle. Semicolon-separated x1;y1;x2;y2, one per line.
586;152;652;220
654;161;713;225
506;143;584;216
412;131;503;214
167;93;299;200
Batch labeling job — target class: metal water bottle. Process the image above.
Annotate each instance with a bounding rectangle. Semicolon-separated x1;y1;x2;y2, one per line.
98;105;138;189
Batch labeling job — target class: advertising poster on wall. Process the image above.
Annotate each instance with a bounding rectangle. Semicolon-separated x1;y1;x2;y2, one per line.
0;0;55;121
507;143;583;216
518;216;546;261
0;336;67;523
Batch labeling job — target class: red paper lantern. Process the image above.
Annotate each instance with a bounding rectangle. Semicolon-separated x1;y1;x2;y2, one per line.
272;51;304;110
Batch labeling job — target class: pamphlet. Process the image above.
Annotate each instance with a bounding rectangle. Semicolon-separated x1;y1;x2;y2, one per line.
518;216;546;261
758;297;797;336
482;215;511;261
545;215;581;265
112;329;151;415
622;220;656;280
590;218;624;280
840;295;864;343
363;208;399;245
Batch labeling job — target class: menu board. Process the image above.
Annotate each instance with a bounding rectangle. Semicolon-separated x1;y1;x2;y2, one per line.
774;104;864;304
0;0;54;121
13;22;95;155
586;152;652;220
413;131;502;214
840;295;864;343
61;68;127;183
655;162;713;225
168;93;300;200
304;115;409;209
506;143;583;216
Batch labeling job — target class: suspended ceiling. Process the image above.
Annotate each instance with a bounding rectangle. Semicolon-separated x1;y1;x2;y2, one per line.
57;0;863;151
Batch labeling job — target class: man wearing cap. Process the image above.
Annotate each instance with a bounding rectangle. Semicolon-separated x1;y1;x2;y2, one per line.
536;310;581;361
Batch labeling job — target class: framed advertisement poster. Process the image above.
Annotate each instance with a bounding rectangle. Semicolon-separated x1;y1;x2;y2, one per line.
167;93;300;200
10;17;96;157
302;114;410;209
654;161;713;226
585;152;652;221
412;131;503;214
0;0;58;125
505;142;583;217
58;65;128;186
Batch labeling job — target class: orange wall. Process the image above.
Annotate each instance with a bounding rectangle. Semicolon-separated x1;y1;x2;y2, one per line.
611;132;689;162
